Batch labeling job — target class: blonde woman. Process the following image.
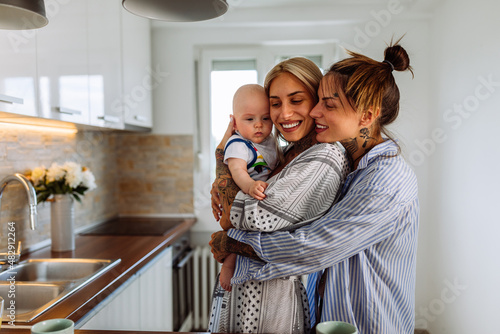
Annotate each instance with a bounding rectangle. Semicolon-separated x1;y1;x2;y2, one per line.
209;57;349;334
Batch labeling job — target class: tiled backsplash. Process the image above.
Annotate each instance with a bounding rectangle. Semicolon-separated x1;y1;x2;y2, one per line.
0;126;193;252
116;134;194;214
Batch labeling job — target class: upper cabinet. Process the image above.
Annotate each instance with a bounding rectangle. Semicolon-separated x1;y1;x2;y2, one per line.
0;27;38;117
36;0;90;124
121;9;153;129
88;0;124;129
0;1;152;131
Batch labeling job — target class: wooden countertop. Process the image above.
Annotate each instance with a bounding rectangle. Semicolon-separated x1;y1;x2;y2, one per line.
4;217;196;328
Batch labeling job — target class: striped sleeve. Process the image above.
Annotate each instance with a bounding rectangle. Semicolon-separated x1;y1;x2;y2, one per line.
230;143;349;232
231;181;406;280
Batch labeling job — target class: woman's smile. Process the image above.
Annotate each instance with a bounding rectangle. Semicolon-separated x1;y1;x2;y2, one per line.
315;122;328;133
281;121;302;130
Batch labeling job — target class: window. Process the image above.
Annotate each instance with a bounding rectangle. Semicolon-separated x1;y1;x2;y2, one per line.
276;55;324;73
210;60;258;156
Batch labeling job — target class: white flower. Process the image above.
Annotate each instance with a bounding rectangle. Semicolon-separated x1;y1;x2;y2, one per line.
63;161;83;189
82;169;97;191
31;160;97;203
46;163;65;183
30;166;46;186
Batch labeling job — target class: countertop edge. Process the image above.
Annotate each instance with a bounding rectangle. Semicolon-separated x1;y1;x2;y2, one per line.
6;218;196;327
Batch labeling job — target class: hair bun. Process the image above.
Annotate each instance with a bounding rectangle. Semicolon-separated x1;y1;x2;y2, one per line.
383;44;413;75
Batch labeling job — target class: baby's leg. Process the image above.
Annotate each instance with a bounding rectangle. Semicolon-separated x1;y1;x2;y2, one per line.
220;253;237;291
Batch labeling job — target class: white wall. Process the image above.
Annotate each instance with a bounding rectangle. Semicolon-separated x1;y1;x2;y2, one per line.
421;0;500;332
148;1;500;331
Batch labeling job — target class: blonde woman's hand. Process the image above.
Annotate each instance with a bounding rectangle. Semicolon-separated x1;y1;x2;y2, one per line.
209;230;230;263
211;181;222;221
220;115;235;149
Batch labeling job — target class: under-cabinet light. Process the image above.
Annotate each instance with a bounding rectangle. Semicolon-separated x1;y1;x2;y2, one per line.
0;122;78;135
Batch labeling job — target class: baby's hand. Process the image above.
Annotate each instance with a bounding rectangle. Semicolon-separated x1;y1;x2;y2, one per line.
249;181;268;200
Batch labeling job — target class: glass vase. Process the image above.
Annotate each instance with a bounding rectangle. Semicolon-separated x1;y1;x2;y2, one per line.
50;194;75;252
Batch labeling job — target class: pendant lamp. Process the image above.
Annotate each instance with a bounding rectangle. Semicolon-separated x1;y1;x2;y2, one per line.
0;0;48;30
122;0;228;22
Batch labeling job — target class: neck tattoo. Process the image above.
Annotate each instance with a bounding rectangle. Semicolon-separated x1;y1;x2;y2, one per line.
340;137;358;167
360;128;375;148
341;128;377;168
291;131;317;155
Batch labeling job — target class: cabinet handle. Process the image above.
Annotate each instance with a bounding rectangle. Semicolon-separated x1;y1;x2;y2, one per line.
98;115;121;123
134;115;148;123
56;107;82;115
175;249;194;269
0;93;24;105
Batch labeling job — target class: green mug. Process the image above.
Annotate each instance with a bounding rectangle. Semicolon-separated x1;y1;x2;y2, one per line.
316;320;358;334
31;319;74;334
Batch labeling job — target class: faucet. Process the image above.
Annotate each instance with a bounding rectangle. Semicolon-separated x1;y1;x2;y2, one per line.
0;173;37;269
0;173;38;230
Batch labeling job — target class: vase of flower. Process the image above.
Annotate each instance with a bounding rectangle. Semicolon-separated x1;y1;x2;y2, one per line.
29;161;97;252
50;194;75;251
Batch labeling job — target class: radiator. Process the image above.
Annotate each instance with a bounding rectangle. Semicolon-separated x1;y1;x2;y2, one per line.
192;245;222;331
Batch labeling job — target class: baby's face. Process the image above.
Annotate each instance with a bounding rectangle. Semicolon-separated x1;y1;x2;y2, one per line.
233;96;273;144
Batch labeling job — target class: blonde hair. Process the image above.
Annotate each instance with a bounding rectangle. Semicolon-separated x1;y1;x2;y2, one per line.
264;57;323;104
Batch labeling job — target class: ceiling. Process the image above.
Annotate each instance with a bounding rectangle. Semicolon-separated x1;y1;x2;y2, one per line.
226;0;440;11
229;0;402;7
152;0;441;28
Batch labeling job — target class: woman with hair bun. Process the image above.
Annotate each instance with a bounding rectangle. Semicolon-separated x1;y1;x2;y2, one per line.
211;40;419;334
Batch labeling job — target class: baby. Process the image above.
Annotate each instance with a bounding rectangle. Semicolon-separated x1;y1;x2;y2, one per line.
219;84;279;291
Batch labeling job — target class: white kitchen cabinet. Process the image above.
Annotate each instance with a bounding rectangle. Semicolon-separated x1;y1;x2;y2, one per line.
87;0;124;129
138;245;173;330
0;28;38;117
80;246;173;331
0;2;152;131
36;0;90;124
121;8;153;129
80;273;142;330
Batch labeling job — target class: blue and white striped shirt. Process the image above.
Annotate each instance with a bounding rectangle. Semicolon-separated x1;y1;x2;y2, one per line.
228;140;419;334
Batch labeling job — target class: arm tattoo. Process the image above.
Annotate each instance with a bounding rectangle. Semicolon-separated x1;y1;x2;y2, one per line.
215;148;240;219
214;149;260;262
227;236;261;261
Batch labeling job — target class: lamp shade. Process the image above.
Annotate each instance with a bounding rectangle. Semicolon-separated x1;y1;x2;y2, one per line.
122;0;228;22
0;0;48;30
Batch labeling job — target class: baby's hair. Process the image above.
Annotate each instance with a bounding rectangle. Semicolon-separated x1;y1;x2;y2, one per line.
232;84;267;115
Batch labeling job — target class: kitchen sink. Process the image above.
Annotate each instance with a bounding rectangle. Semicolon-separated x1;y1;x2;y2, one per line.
0;258;118;282
0;258;121;323
0;282;67;320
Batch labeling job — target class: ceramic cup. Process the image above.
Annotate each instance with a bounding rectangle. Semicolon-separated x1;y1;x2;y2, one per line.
316;320;358;334
31;319;74;334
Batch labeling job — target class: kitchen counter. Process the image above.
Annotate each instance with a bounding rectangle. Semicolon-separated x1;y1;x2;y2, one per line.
3;216;196;328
